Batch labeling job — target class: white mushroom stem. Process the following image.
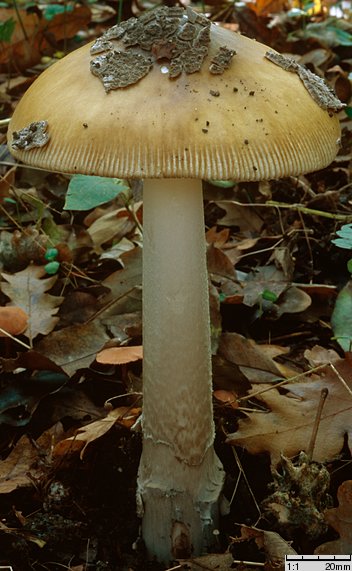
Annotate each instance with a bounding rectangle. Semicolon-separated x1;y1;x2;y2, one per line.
138;179;224;562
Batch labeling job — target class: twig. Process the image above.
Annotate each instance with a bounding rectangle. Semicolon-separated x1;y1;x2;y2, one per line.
232;561;265;567
217;199;352;222
0;327;31;349
85;286;140;323
237;364;328;404
230;447;262;525
306;387;329;461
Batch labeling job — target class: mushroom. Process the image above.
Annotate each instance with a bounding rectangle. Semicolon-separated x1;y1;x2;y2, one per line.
0;306;28;337
7;7;341;562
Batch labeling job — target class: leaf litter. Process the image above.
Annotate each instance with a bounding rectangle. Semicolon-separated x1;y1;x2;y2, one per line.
1;0;352;569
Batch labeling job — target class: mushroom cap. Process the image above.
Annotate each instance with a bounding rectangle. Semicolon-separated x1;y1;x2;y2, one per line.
0;306;28;336
8;16;340;181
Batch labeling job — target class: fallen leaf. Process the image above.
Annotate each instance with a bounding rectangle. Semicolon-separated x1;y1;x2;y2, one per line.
275;286;312;316
35;321;110;375
315;480;352;554
214;201;264;233
1;265;64;342
0;5;91;71
207;243;237;279
0;520;46;548
238;525;297;564
227;357;352;465
0;435;42;493
219;332;285;383
214;389;239;409
206;226;230;247
100;247;142;317
304;345;340;367
53;407;141;459
0;370;68;427
178;552;234;570
243;265;288;307
87;204;141;248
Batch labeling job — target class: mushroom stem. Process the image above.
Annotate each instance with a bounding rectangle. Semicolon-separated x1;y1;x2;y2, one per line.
138;179;224;561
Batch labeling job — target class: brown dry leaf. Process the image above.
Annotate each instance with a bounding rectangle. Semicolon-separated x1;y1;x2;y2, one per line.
96;345;143;365
214;201;264;233
276;286;312;316
243;265;288;307
315;480;352;554
1;265;63;342
223;236;260;267
0;5;91;71
214;389;239;409
54;407;141;459
227;357;352;465
87;203;141;248
239;525;297;564
304;345;340;367
0;435;42;493
206;226;230;247
219;332;285;383
35;321;110;375
207;243;237;280
247;0;288;16
178;552;234;570
101;247;142;316
0;520;46;548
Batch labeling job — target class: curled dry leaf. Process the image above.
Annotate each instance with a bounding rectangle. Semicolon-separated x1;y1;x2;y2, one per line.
53;406;141;460
219;332;287;383
238;525;297;565
213;389;239;409
315;480;352;554
0;424;63;494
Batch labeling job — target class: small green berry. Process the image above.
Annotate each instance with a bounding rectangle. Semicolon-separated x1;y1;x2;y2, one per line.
44;261;60;275
261;289;278;302
44;248;59;261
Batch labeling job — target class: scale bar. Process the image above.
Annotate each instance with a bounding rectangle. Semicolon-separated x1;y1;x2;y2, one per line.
285;555;352;571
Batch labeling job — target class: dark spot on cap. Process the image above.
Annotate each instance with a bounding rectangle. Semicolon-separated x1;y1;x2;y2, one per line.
202;128;208;134
83;123;88;128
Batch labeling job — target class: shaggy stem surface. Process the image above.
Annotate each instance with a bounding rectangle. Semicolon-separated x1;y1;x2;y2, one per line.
139;179;224;562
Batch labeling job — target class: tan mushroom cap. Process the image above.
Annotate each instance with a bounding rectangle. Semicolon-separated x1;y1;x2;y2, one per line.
8;23;340;181
0;306;28;336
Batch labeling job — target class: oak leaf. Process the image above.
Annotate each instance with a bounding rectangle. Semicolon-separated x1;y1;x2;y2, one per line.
315;480;352;554
227;357;352;465
1;265;63;342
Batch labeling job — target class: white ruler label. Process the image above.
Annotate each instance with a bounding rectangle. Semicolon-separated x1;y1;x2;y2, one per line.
286;556;352;571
